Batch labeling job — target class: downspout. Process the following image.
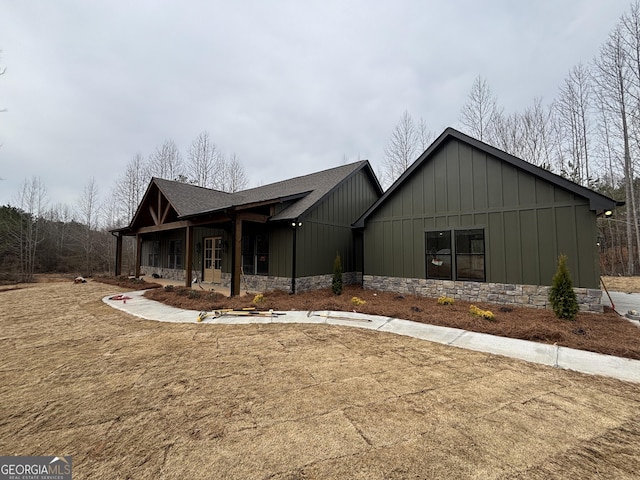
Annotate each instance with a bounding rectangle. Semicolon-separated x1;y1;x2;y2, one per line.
291;219;298;294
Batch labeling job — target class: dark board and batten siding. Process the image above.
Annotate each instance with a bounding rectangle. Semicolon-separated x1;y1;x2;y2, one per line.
364;139;600;288
293;169;380;278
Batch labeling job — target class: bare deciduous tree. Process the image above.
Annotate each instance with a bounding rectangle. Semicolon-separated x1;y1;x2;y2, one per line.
186;131;220;188
223;153;249;193
417;116;434;152
520;97;557;170
77;178;101;276
113;153;148;225
555;64;593;184
594;25;637;274
383;111;420;188
147;139;183;181
15;177;47;282
460;75;500;143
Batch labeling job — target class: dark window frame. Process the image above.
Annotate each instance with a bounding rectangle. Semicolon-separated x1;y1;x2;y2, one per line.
425;228;486;282
242;233;269;276
148;240;160;267
168;239;183;270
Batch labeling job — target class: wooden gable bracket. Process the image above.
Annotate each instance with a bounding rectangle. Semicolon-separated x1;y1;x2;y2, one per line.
148;190;173;226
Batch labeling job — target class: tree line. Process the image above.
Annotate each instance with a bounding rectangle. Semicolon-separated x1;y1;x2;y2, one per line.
0;132;249;282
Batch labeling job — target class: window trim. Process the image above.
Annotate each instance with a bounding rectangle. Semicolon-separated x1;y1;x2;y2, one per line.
425;227;486;282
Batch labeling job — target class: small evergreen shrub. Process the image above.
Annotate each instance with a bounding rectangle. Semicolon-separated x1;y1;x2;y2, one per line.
253;293;265;304
549;254;579;321
332;253;343;295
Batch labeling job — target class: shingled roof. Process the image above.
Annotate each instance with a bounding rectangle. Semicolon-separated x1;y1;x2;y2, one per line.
133;160;379;226
151;178;233;217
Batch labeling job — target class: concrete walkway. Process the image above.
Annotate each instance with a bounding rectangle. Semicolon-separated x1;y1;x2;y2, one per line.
602;290;640;326
103;290;640;384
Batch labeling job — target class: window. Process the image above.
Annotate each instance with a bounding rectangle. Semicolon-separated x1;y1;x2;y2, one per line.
168;240;183;269
148;241;160;267
242;234;269;275
455;229;485;281
426;229;485;282
426;231;452;279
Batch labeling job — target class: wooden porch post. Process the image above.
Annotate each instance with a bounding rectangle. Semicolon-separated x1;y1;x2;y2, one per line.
231;218;243;296
185;225;193;288
135;234;142;278
115;233;123;277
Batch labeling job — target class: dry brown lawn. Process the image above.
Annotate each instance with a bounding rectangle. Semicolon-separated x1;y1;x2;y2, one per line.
2;279;640;479
602;275;640;293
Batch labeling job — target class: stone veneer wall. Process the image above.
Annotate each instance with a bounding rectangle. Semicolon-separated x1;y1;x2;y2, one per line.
220;272;362;293
363;275;603;313
140;266;185;282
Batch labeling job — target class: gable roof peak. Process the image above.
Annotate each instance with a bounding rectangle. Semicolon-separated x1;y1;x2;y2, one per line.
354;127;619;227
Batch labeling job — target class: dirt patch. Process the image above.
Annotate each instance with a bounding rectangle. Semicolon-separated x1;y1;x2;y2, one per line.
142;283;640;360
1;281;640;479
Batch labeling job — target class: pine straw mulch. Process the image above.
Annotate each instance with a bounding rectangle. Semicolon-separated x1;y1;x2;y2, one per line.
135;282;640;361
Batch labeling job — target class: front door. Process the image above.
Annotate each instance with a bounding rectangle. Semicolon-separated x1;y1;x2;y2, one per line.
203;237;222;283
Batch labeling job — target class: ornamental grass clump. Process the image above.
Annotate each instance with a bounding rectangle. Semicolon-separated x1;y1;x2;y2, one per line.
437;295;455;305
351;296;366;307
470;305;495;321
549;254;579;321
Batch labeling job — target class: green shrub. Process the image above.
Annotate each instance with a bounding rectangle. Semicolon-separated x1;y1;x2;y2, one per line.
437;295;455;305
549;254;579;321
253;293;265;304
332;253;343;295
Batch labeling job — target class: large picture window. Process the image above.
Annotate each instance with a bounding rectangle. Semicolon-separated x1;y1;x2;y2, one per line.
426;228;485;282
242;234;269;275
168;240;183;269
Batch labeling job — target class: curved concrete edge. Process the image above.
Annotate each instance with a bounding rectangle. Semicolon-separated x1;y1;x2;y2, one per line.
102;291;640;384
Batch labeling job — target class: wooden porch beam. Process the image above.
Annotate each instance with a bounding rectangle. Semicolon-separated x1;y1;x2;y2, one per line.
236;212;270;223
134;220;192;234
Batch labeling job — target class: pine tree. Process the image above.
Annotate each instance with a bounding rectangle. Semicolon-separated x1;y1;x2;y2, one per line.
548;255;579;320
332;253;343;295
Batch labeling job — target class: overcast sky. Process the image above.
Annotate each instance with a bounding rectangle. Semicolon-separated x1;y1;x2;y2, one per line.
0;0;632;210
